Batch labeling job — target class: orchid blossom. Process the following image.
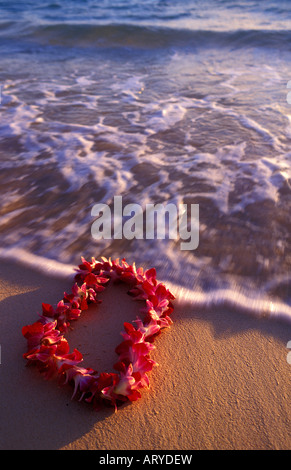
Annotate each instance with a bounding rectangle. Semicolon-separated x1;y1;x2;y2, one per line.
22;257;175;410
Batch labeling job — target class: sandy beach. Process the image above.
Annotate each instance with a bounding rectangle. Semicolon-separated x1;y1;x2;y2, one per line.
0;260;290;450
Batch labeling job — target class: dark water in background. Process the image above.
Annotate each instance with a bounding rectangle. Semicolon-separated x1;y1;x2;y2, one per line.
0;0;291;317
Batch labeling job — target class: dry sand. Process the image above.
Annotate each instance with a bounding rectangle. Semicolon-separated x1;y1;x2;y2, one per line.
0;260;290;450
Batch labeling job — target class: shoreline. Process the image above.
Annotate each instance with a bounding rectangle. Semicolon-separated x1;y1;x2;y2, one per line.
0;260;290;450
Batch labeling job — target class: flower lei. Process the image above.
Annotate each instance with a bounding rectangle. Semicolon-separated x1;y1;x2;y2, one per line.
22;257;175;410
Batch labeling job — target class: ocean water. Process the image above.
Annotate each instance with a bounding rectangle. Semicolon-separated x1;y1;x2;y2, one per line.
0;0;291;321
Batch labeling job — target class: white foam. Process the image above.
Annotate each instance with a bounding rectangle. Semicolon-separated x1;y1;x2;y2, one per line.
1;247;290;325
111;75;145;102
145;100;187;132
167;281;291;325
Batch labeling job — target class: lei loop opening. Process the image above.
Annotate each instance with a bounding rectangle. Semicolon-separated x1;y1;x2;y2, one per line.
22;257;175;410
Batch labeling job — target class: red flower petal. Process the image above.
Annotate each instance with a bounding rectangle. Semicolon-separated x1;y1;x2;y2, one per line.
22;257;175;410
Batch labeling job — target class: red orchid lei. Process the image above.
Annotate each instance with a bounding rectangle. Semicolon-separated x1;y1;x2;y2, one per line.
22;257;175;410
